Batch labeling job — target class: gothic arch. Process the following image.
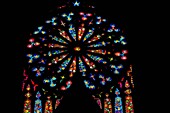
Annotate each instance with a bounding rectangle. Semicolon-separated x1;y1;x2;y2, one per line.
19;0;135;112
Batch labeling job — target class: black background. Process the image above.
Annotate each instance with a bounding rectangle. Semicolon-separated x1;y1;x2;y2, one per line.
15;0;146;113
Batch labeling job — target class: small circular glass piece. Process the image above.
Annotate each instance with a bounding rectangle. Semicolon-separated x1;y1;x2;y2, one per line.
74;46;81;51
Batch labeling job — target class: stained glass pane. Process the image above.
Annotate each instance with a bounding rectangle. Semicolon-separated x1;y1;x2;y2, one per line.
19;0;136;112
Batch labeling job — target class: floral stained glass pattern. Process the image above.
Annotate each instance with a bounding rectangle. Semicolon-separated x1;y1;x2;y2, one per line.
20;0;136;112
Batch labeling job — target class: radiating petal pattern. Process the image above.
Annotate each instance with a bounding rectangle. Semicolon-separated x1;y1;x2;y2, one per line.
23;0;129;98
